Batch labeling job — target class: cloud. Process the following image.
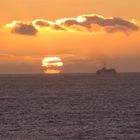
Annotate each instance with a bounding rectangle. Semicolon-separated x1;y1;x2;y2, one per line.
33;19;52;27
6;21;38;36
33;19;65;31
58;14;139;33
5;14;140;36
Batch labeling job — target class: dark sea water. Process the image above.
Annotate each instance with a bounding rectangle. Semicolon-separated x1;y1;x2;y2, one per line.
0;73;140;140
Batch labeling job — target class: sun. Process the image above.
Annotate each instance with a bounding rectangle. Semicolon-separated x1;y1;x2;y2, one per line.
42;57;63;74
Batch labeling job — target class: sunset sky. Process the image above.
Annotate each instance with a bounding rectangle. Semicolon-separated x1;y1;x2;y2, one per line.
0;0;140;73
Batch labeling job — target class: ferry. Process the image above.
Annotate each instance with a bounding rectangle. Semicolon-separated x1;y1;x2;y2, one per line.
96;67;117;75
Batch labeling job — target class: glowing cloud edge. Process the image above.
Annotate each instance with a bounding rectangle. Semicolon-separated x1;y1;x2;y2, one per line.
5;14;140;36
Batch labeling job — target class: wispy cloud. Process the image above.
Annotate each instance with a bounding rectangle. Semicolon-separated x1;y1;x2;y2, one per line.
5;14;140;36
0;54;15;58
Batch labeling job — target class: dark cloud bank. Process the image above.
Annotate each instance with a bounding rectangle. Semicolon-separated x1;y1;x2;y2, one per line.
11;22;38;36
6;14;139;36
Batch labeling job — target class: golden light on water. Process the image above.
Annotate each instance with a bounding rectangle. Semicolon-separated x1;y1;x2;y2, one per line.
42;57;63;74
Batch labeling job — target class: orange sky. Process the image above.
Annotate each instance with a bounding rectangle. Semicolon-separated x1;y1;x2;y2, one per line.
0;0;140;73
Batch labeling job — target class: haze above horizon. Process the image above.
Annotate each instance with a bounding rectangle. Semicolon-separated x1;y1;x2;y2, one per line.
0;0;140;74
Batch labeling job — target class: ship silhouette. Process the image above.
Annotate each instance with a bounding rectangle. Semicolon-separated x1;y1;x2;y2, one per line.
96;67;117;75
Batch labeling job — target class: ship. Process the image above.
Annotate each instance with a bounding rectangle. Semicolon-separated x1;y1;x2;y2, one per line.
96;67;117;75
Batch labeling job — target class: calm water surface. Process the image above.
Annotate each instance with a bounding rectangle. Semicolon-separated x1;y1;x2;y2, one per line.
0;73;140;140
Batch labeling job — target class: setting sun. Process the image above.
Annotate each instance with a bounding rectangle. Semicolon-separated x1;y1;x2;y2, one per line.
42;57;63;74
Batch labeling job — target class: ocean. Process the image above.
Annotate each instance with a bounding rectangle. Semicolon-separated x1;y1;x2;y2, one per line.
0;73;139;140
